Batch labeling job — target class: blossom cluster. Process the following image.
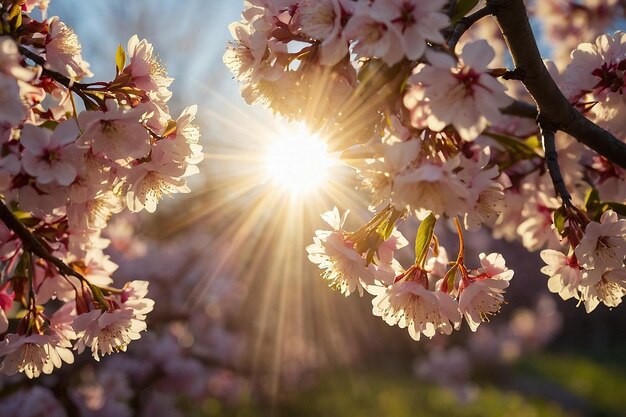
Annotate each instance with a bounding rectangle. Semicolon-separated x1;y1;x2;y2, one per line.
307;208;514;341
228;0;626;341
0;2;202;378
0;223;250;416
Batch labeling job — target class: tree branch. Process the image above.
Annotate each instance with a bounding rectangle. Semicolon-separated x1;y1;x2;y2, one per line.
490;0;626;169
447;5;495;50
0;200;86;282
538;115;573;207
501;99;538;119
18;45;89;90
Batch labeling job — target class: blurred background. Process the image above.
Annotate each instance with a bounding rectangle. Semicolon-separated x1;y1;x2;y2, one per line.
2;1;626;416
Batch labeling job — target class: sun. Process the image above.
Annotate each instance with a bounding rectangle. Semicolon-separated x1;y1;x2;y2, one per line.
264;123;334;195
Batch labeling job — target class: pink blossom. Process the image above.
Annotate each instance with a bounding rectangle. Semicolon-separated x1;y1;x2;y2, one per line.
457;148;506;231
575;210;626;269
21;120;83;186
406;41;513;141
540;249;583;300
0;36;37;81
343;5;404;66
371;268;461;341
45;17;92;80
306;208;377;296
0;333;74;378
0;74;27;126
459;253;513;331
78;101;151;163
392;156;470;218
296;0;352;65
565;32;626;135
579;267;626;312
124;147;191;213
369;0;448;60
73;281;154;361
124;35;173;94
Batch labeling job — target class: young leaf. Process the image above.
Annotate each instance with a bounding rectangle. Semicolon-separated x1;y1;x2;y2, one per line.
415;213;436;267
584;187;602;220
553;205;568;237
601;202;626;217
115;44;126;74
451;0;480;24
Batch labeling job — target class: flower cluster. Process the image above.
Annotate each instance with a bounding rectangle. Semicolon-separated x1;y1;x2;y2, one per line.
0;2;202;377
308;208;514;341
228;0;626;342
541;210;626;312
0;224;250;415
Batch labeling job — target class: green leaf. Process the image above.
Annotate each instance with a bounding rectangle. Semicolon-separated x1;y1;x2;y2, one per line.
553;205;568;237
451;0;480;24
584;187;600;208
443;264;459;294
115;44;126;74
414;213;436;267
601;202;626;217
162;119;177;138
483;132;541;168
584;187;602;220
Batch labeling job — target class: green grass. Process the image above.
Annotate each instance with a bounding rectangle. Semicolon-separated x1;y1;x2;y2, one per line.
194;353;626;417
520;353;626;417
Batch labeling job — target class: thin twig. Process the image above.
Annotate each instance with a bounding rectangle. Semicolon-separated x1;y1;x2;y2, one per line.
501;99;538;119
448;0;458;18
447;5;495;50
0;200;86;282
18;45;89;89
538;115;573;207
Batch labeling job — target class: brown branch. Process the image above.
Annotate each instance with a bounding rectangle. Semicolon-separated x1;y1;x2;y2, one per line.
538;115;573;207
447;5;495;50
18;45;89;89
18;45;102;110
490;0;626;169
501;99;538;119
0;200;86;282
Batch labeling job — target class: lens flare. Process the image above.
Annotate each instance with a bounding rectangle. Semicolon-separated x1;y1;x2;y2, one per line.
264;124;333;195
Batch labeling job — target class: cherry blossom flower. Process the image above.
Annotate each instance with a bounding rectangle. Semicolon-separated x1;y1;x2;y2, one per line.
458;253;513;331
457;148;506;231
306;208;377;296
579;267;626;312
369;0;448;61
0;332;74;378
0;287;13;334
517;189;562;251
67;191;123;232
575;210;626;270
20;120;83;186
73;281;154;361
343;5;404;66
565;31;626;135
359;135;421;209
124;35;173;95
406;41;513;141
295;0;352;65
0;221;19;260
392;156;470;218
45;16;92;80
0;37;37;82
125;147;191;213
540;249;583;300
77;101;151;162
0;74;28;126
370;266;462;341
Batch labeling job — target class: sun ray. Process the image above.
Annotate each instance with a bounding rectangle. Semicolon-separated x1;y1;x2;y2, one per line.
152;79;386;398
